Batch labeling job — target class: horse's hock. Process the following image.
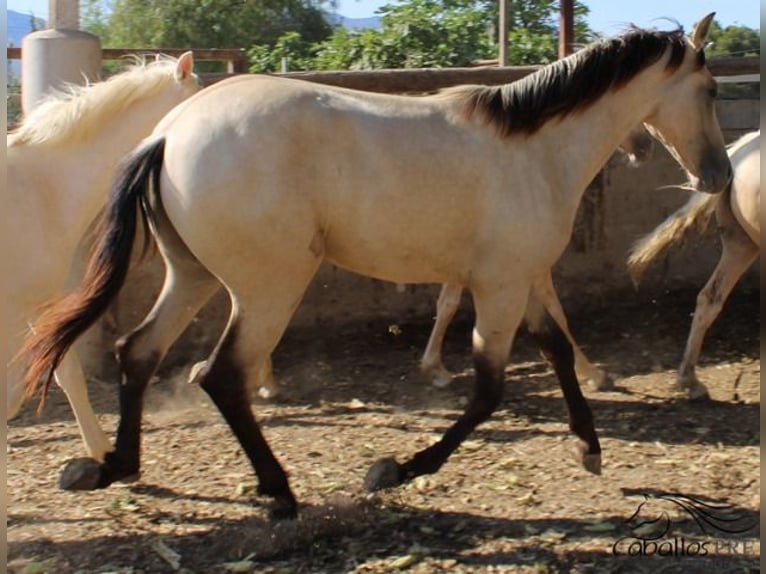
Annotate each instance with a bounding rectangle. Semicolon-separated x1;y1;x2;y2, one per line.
77;99;759;380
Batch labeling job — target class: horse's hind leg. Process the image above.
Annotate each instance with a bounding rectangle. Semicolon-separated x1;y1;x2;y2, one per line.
196;309;296;519
420;284;463;387
197;262;321;520
677;214;758;399
59;243;221;490
366;285;526;491
532;272;610;391
525;290;601;474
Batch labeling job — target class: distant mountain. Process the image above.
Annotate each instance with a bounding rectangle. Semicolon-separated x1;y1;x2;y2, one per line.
8;9;45;46
329;14;382;31
7;9;46;80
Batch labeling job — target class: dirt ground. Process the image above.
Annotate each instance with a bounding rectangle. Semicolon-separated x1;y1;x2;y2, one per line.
7;286;760;574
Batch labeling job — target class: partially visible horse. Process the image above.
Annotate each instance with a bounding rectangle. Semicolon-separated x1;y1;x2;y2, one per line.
628;130;760;399
21;15;729;519
7;53;199;461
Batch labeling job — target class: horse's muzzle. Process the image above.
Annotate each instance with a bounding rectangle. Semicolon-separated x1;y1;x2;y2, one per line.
695;156;733;194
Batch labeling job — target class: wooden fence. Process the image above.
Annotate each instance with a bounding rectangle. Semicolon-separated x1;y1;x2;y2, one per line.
6;46;759;93
6;46;248;72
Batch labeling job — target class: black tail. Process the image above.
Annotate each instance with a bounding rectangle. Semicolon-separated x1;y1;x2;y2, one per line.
20;137;166;408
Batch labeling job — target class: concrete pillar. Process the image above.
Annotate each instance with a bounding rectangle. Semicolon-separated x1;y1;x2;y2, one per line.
21;0;101;115
49;0;80;29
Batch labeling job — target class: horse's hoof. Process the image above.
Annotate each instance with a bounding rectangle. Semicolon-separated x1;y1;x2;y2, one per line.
573;442;601;475
675;379;710;401
588;371;614;392
257;384;280;400
188;360;207;384
364;457;402;492
267;496;299;521
581;453;602;475
59;457;103;490
420;364;453;388
687;384;710;401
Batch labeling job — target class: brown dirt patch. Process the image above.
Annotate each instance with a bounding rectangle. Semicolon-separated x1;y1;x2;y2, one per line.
8;288;760;573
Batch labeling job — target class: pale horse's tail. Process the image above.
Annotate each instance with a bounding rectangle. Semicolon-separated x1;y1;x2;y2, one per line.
627;191;720;285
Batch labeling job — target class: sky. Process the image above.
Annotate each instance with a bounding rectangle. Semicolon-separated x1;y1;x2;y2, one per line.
6;0;761;35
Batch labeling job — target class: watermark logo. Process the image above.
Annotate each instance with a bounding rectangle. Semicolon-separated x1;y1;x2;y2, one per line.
612;491;757;558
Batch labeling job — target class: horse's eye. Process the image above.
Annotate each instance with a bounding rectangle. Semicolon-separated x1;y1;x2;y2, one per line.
708;84;718;99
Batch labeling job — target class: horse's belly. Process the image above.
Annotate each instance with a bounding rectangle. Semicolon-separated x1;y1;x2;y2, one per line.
324;236;472;285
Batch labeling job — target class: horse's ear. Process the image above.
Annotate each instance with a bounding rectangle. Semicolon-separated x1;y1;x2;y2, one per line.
176;51;195;81
690;13;715;51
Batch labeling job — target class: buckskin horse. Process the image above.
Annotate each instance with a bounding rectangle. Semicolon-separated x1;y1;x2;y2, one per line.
21;15;729;519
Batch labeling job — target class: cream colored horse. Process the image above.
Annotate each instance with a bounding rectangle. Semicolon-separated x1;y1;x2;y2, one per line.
628;129;759;399
22;15;729;518
7;53;199;461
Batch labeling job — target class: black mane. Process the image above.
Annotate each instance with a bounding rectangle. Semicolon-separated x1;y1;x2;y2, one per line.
454;26;697;137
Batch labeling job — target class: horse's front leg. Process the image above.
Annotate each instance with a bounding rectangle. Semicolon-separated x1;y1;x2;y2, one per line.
54;352;113;461
365;286;525;491
525;291;601;474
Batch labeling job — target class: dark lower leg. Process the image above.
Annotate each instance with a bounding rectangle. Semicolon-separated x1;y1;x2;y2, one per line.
528;311;601;468
58;343;158;490
365;352;504;491
200;325;296;519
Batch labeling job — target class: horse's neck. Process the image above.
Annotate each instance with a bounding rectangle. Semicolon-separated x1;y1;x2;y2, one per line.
545;67;667;209
45;101;173;241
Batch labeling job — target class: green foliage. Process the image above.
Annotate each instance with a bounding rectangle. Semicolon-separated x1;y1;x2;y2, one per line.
704;20;760;99
250;0;592;72
248;31;317;72
706;21;760;58
81;0;112;41
91;0;332;51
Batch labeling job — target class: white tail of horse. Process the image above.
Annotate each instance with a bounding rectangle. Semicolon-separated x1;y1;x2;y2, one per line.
627;130;760;284
627;192;718;284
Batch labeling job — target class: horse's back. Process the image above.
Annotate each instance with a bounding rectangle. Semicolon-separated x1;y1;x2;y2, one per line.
729;131;760;246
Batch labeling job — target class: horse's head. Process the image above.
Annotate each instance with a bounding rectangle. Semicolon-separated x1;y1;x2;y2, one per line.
642;12;731;194
619;124;655;167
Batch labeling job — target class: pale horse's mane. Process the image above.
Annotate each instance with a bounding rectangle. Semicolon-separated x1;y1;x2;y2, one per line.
8;55;183;148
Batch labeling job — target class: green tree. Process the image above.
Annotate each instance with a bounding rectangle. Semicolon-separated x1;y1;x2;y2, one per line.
706;21;760;58
96;0;332;51
704;20;760;98
81;0;112;41
250;0;592;72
